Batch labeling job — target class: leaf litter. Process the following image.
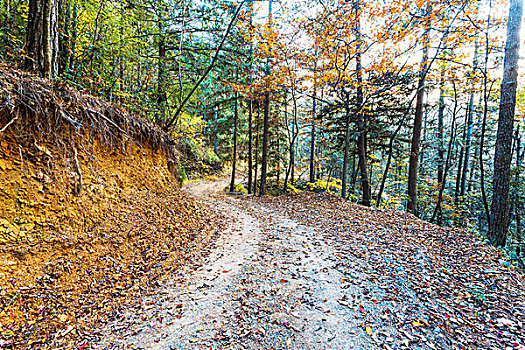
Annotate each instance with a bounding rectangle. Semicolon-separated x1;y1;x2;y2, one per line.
94;181;521;350
250;192;525;350
0;186;224;349
16;181;524;350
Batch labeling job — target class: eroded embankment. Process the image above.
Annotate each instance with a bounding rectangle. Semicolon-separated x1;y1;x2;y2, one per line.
0;65;222;349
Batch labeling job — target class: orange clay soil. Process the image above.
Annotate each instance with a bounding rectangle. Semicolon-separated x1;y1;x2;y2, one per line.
0;66;222;349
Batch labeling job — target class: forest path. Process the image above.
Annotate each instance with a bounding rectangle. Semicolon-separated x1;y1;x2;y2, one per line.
96;181;525;350
96;180;379;349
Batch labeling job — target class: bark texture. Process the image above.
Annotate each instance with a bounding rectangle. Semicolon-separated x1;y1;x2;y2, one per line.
407;23;430;215
25;0;59;79
489;0;523;247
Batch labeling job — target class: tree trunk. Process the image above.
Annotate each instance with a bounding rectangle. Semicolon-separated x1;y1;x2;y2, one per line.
480;83;491;227
276;137;281;185
480;8;493;230
58;0;71;75
42;0;57;79
247;99;253;194
214;106;218;154
454;111;465;206
254;105;260;194
25;0;58;79
259;90;270;196
284;90;297;193
309;84;316;183
437;74;445;186
341;92;351;199
355;4;370;206
461;41;479;197
350;150;357;194
420;102;428;179
407;24;430;214
247;2;254;195
516;126;522;242
468;103;480;196
489;0;523;247
259;0;272;196
291;92;297;185
230;82;239;193
431;94;458;224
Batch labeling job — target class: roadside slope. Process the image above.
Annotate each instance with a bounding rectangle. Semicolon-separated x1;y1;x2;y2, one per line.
0;66;222;349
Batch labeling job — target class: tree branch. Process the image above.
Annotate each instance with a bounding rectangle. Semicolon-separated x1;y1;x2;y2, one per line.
163;0;249;131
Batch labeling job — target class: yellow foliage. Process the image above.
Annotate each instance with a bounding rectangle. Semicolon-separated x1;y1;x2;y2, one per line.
306;177;341;195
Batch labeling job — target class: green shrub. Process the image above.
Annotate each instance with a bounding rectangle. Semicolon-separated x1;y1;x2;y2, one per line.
179;166;188;185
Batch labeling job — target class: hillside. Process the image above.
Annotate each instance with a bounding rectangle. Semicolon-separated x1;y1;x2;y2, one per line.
0;65;222;348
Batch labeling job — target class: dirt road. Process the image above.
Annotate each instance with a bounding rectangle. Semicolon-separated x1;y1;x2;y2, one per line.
96;181;380;349
95;180;525;350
